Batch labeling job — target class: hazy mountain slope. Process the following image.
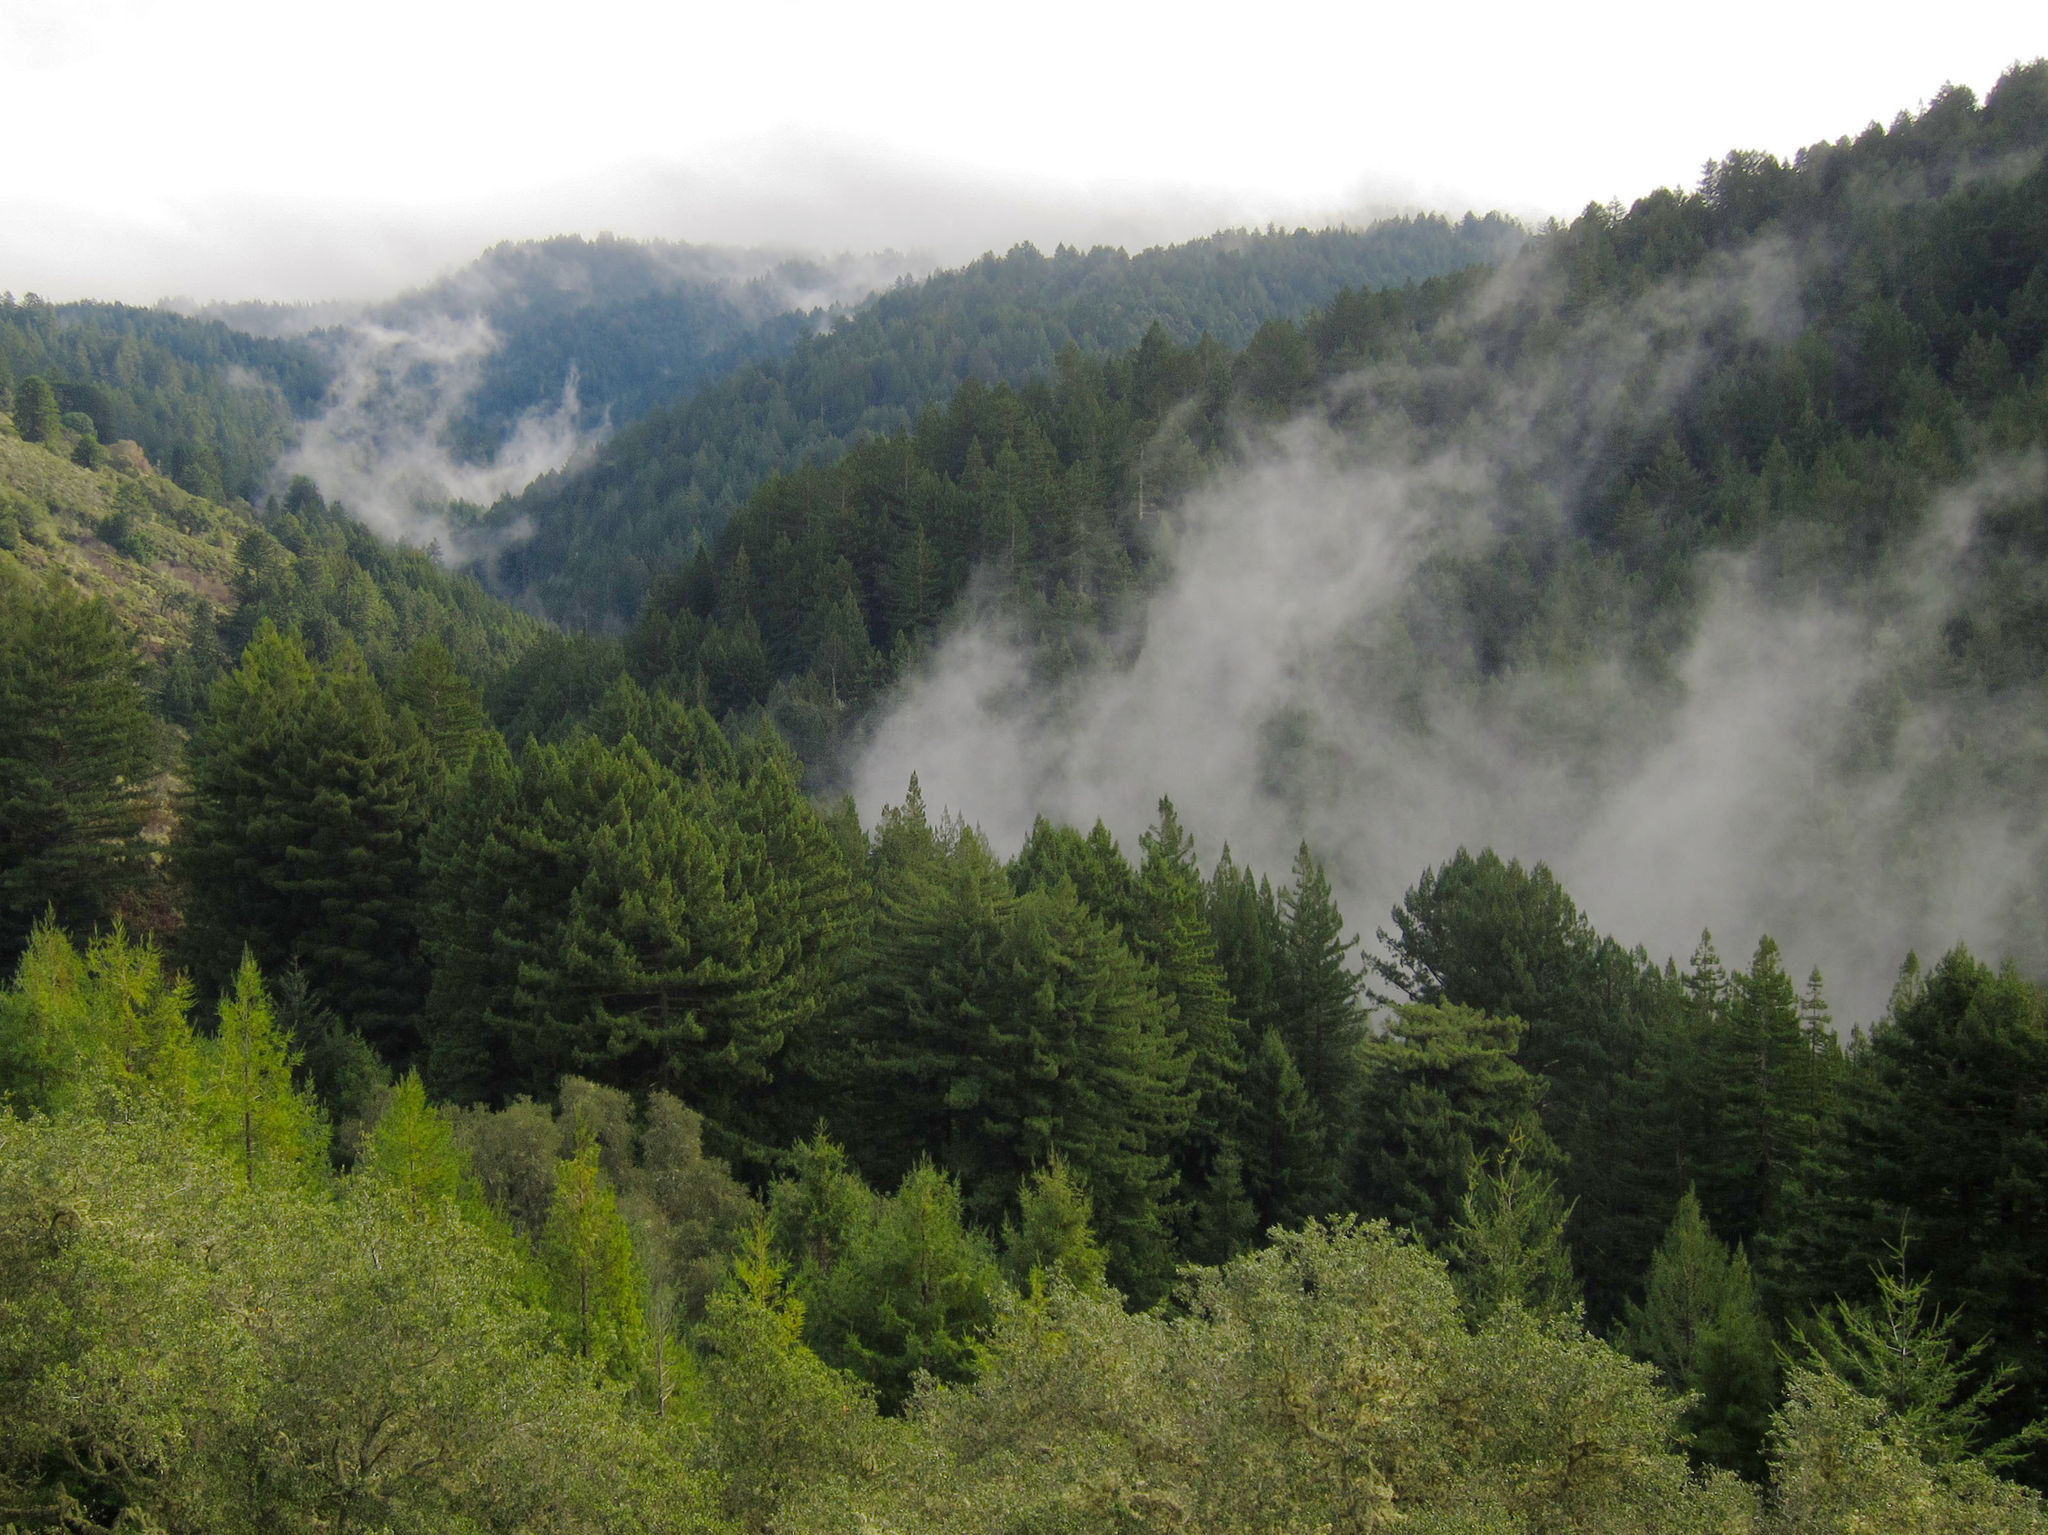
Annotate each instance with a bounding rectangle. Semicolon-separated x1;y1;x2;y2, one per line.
262;236;921;546
840;63;2048;1025
0;417;538;705
482;214;1525;624
0;295;329;501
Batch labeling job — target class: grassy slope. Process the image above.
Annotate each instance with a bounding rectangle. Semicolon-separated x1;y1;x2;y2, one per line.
0;425;245;654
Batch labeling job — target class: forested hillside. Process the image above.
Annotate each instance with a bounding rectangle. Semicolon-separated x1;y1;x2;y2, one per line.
608;65;2048;795
5;64;2048;1535
379;235;917;463
0;294;329;501
482;214;1524;622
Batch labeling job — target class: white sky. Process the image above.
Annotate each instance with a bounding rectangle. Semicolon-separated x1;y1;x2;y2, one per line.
2;0;2041;303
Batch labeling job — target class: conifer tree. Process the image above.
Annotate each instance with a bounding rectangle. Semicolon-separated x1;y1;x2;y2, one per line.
1618;1188;1776;1478
1238;1025;1326;1232
587;673;736;783
712;750;865;1147
179;623;431;1058
196;949;327;1188
769;1130;877;1278
542;1136;649;1380
1350;1002;1552;1245
1703;936;1806;1249
1275;844;1364;1165
1002;1154;1109;1292
809;1160;1004;1410
1447;1133;1581;1323
0;574;158;956
0;922;194;1112
1207;845;1282;1037
1008;814;1139;931
856;820;1189;1301
365;1069;481;1223
1790;1245;2046;1472
387;636;494;796
1836;947;2048;1470
11;375;58;441
1132;798;1246;1259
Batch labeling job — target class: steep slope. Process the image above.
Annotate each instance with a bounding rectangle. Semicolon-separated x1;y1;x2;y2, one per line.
260;235;921;549
482;215;1524;624
0;295;329;501
0;418;538;704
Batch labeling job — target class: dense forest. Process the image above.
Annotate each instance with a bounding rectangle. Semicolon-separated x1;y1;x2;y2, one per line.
4;62;2048;1535
380;235;920;464
480;215;1526;623
0;294;330;501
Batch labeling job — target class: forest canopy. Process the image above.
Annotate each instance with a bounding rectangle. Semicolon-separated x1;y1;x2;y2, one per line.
3;58;2048;1535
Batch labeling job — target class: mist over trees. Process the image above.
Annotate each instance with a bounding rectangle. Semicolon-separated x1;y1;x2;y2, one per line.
3;58;2048;1535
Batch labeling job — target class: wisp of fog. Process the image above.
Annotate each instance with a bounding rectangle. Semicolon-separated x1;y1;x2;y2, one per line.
852;239;2048;1026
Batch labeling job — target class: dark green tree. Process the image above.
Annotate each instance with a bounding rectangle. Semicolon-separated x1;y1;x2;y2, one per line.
1131;798;1246;1261
1350;1002;1554;1246
1618;1188;1776;1478
0;574;158;956
178;623;432;1058
11;375;58;442
1274;843;1364;1164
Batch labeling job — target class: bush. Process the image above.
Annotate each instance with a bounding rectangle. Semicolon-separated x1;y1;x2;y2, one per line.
11;376;57;442
97;507;157;562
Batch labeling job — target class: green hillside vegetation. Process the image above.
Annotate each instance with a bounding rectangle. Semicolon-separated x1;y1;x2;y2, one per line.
381;234;908;465
4;65;2048;1535
596;62;2048;780
483;215;1524;623
0;294;329;501
4;907;2046;1532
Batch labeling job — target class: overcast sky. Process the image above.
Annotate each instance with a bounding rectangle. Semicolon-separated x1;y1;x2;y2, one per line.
2;0;2040;303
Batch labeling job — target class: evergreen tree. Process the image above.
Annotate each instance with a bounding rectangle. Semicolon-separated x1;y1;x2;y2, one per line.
1790;1245;2047;1473
1836;947;2048;1474
0;922;194;1113
0;574;158;956
1619;1188;1777;1478
364;1069;482;1223
271;960;387;1149
387;636;495;796
1207;845;1282;1037
1001;1153;1109;1293
855;821;1189;1302
178;624;431;1059
1238;1024;1326;1232
11;374;58;442
1274;843;1363;1158
1447;1133;1581;1323
1350;1002;1553;1245
195;949;328;1188
541;1136;649;1379
769;1129;877;1279
1008;814;1139;931
1703;936;1808;1251
1131;798;1246;1261
1374;850;1680;1321
808;1160;1004;1411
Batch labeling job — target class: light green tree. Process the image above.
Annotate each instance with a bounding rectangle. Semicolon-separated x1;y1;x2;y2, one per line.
363;1069;480;1223
195;949;327;1188
0;922;194;1113
1446;1131;1580;1323
1002;1153;1109;1293
540;1136;648;1379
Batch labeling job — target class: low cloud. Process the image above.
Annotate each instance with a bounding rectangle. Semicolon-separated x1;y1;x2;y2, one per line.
850;239;2047;1027
274;314;590;558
